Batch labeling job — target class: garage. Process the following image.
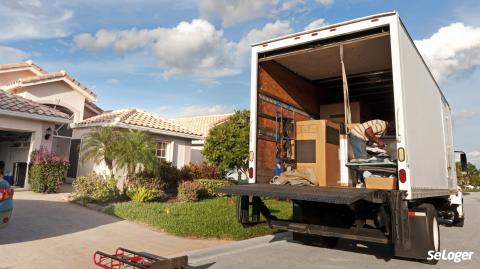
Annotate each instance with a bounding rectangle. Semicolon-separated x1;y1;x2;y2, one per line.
0;90;71;189
0;130;31;187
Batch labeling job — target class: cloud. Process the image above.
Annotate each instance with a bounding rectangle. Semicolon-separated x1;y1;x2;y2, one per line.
154;104;234;118
0;0;73;41
316;0;334;6
415;23;480;82
0;46;30;63
304;18;328;31
74;19;293;79
467;151;480;168
106;78;120;84
199;0;333;26
452;110;480;124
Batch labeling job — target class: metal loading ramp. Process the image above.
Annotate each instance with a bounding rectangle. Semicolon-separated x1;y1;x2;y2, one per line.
216;184;389;204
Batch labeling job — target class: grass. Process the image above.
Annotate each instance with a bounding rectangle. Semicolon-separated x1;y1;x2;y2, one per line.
105;197;292;240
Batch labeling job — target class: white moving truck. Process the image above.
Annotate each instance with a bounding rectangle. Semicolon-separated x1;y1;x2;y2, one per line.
218;12;468;263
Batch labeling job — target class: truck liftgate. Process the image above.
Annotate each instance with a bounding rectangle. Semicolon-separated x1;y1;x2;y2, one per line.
216;184;390;204
216;184;400;245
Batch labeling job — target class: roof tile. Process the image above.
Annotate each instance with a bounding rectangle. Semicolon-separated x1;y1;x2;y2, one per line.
0;91;70;120
171;113;233;137
73;108;202;137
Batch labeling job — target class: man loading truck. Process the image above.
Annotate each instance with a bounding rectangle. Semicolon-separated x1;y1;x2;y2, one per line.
349;119;394;159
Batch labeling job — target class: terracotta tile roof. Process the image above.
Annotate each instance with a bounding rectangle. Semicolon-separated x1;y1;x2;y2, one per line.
73;108;202;138
85;100;104;114
171;113;233;137
0;90;70;120
7;71;97;99
0;60;48;74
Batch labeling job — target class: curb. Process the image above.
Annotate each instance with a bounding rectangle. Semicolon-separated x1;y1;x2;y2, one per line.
187;232;292;265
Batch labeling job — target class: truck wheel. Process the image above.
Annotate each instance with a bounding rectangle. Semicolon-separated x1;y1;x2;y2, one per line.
419;204;440;265
292;233;338;248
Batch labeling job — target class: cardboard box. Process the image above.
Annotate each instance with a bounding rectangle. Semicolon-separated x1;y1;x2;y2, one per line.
365;177;397;190
296;120;340;187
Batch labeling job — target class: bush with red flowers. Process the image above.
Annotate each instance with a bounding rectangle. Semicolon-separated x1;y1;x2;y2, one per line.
29;147;70;193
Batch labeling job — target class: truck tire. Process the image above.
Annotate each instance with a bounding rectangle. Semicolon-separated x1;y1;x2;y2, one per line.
419;203;440;265
292;233;339;248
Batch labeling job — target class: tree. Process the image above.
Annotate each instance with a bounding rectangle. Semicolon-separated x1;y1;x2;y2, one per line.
79;127;157;179
114;129;157;179
456;161;480;186
79;127;120;176
202;110;249;177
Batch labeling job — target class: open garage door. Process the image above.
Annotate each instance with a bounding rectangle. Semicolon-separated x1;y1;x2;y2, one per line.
0;130;31;187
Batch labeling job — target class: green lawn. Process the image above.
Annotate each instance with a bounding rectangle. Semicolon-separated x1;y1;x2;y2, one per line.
105;197;292;240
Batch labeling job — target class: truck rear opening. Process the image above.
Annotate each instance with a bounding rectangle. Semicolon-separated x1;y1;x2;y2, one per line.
255;26;396;187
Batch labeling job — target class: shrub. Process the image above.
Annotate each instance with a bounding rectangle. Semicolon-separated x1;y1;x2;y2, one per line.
177;181;207;202
195;179;237;197
127;186;157;203
126;171;166;201
181;162;223;180
72;173;119;204
149;160;182;191
29;148;69;193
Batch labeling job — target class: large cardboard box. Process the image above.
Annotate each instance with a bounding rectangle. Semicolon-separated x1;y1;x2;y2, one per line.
296;120;340;186
365;177;398;190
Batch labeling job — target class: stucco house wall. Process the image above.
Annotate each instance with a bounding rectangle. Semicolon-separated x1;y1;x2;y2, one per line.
16;81;86;122
0;70;38;86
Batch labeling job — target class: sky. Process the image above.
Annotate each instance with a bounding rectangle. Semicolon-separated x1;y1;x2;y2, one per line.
0;0;479;166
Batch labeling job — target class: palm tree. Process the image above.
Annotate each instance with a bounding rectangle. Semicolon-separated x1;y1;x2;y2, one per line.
114;129;157;180
79;127;120;176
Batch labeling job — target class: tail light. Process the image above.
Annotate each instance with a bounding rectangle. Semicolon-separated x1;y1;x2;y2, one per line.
248;167;254;179
399;169;407;183
0;188;14;201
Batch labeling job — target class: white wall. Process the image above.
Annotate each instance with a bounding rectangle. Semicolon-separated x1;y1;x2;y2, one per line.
0;69;38;87
18;81;86;122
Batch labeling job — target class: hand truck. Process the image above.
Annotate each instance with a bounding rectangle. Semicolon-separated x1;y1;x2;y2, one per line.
93;247;188;269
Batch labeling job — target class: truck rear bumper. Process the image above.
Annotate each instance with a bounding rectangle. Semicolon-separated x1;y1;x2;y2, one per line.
216;184;390;204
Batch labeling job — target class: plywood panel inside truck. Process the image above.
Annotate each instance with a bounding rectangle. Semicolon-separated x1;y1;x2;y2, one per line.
296;120;340;186
258;61;321;118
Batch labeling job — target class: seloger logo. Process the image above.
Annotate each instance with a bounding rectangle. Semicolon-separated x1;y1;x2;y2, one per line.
427;250;474;263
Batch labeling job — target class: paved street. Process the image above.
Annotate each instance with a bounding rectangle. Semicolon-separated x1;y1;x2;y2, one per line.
0;188;227;269
188;192;480;269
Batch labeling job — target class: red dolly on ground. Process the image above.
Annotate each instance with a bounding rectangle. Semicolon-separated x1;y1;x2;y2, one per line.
93;247;188;269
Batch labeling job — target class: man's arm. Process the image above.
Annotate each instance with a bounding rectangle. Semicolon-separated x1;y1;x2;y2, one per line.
365;127;385;148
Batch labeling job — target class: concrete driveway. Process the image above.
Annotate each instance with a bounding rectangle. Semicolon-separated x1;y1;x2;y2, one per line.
0;188;227;269
188;192;480;269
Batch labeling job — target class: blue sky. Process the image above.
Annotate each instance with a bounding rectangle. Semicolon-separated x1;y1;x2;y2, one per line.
0;0;479;166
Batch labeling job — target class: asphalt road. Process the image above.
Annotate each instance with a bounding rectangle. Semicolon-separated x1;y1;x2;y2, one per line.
187;192;480;269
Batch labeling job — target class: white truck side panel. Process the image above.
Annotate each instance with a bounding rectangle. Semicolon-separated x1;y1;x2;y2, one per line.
397;23;453;198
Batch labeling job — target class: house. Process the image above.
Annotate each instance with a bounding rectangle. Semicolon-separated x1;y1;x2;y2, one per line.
71;108;203;180
0;61;202;189
172;113;233;163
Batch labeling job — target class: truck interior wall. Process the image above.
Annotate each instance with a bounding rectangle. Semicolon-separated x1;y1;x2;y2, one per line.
256;61;319;183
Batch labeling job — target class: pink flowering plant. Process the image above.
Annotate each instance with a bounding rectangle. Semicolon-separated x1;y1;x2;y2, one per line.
29;147;70;193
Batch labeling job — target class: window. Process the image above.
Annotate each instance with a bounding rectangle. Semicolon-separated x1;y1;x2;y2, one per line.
156;141;170;160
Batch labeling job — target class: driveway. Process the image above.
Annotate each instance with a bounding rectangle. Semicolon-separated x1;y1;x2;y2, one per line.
188;192;480;269
0;187;227;269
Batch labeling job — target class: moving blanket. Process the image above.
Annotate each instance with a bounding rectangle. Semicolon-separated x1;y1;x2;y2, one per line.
271;169;315;186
